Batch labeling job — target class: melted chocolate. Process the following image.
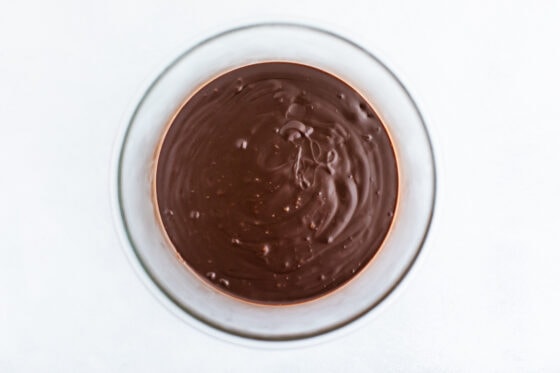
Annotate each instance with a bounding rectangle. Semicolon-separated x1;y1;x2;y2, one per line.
155;62;398;304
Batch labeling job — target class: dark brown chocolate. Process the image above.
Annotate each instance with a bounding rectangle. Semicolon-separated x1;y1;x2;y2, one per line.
155;62;398;304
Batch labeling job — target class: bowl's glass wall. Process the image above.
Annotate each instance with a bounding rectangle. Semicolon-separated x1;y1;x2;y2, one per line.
117;23;435;340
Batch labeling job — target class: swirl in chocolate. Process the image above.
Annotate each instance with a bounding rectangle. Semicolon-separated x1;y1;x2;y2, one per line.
155;62;398;304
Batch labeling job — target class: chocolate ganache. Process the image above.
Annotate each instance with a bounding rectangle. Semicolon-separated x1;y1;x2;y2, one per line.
155;62;398;304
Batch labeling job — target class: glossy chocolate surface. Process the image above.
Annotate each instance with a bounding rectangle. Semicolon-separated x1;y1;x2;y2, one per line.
156;62;398;303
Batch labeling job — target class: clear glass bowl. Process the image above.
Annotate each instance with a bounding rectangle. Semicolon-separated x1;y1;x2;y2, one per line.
115;23;436;342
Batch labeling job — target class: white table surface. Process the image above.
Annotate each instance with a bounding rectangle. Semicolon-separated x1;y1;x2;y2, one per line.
2;1;559;371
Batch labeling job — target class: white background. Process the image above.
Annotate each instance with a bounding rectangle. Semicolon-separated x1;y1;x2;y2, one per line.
1;1;559;371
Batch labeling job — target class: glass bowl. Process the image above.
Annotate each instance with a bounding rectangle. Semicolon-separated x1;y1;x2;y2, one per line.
114;23;436;342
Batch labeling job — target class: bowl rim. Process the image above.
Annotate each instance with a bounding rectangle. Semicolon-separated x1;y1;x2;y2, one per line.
112;21;438;344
